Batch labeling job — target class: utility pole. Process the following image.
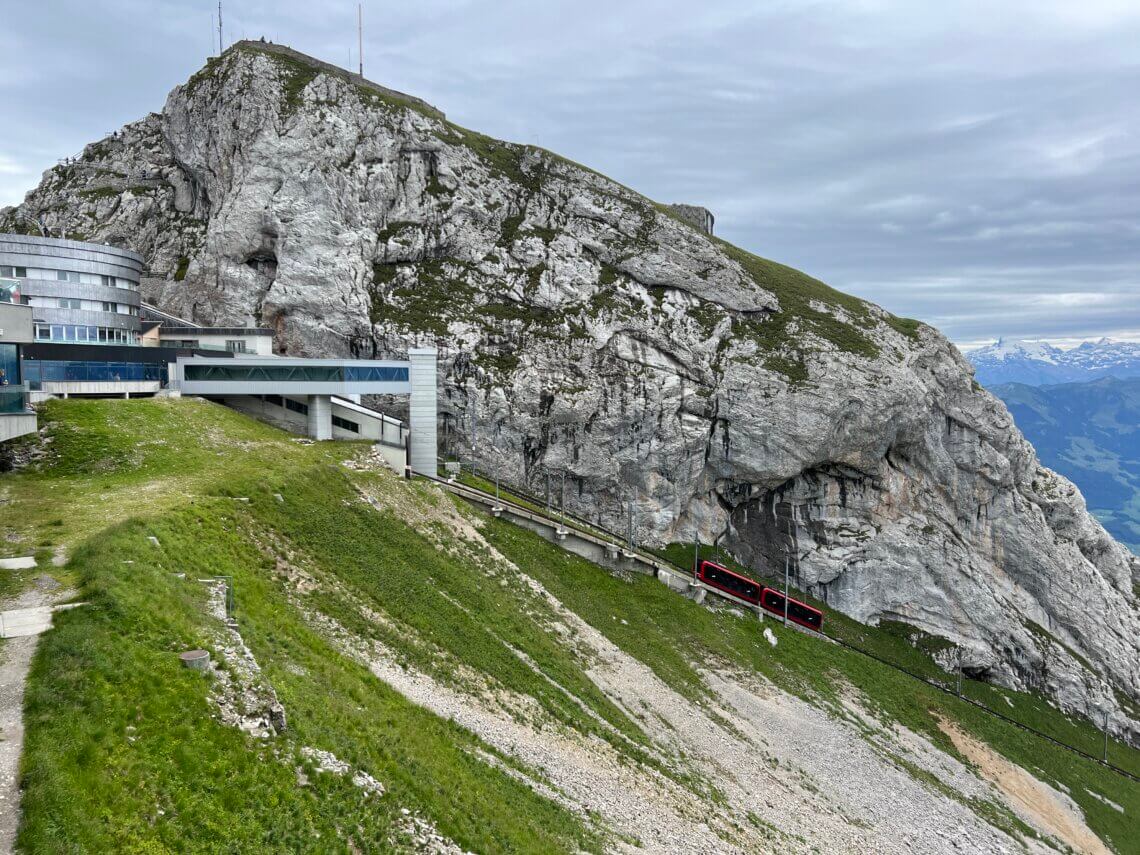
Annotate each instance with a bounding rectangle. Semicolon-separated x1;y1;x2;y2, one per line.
782;505;791;626
358;3;364;77
559;473;565;521
783;552;790;626
956;647;963;696
217;2;224;53
693;530;700;573
627;499;634;551
546;474;551;516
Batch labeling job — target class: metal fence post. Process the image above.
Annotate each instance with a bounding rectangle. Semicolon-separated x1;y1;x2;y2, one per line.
1104;711;1110;763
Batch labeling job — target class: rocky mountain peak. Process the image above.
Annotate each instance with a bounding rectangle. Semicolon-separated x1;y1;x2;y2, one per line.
3;42;1138;740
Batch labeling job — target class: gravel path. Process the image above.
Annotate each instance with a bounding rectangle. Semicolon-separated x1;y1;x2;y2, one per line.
0;634;36;854
0;576;68;854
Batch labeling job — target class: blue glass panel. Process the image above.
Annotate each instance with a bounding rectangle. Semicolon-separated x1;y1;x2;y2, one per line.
0;344;18;386
344;365;409;382
0;388;26;413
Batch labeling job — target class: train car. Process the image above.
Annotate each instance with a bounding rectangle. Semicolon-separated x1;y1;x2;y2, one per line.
696;560;761;605
759;587;824;631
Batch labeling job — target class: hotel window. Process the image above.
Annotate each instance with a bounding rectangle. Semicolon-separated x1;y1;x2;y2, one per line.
35;326;50;340
0;266;27;278
225;340;247;353
58;298;83;310
56;270;80;283
102;302;116;313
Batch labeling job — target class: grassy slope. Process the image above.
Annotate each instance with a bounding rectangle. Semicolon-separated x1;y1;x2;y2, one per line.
492;525;1140;851
9;398;1140;853
10;400;599;854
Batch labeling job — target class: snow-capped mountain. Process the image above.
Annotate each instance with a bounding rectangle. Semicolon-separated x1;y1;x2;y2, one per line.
968;337;1140;386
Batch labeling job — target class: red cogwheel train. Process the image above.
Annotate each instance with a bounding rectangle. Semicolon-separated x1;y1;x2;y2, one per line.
696;560;824;631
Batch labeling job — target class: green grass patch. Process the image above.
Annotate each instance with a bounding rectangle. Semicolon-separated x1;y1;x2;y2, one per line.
76;187;120;201
243;465;660;768
13;399;603;852
20;502;598;853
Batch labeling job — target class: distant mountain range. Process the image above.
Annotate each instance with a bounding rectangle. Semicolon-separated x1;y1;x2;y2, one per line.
968;338;1140;387
991;376;1140;554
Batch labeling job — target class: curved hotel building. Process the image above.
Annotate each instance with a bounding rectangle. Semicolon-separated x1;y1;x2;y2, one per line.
0;234;142;345
0;233;428;467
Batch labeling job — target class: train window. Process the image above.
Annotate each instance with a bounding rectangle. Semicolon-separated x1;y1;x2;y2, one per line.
700;563;759;601
793;602;823;628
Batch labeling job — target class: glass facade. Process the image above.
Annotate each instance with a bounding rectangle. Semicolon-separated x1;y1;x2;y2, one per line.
344;365;410;383
35;325;135;344
184;364;409;383
22;360;166;389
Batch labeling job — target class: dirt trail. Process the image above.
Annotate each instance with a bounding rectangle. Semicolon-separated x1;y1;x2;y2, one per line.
938;719;1112;855
0;576;68;855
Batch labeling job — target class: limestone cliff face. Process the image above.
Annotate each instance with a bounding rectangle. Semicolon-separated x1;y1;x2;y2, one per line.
4;41;1138;737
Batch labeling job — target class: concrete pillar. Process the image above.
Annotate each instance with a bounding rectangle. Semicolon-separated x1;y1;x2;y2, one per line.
407;348;438;475
307;395;332;440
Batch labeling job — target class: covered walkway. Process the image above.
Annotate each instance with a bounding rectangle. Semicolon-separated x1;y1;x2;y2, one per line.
171;350;437;473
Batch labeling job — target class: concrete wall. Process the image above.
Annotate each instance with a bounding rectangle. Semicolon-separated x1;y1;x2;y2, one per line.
0;412;36;443
0;303;34;344
408;348;437;475
41;381;160;397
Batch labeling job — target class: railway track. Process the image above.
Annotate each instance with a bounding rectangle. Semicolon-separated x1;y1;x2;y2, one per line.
418;467;1140;783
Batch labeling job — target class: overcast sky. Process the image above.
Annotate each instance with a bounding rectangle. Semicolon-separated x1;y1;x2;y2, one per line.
2;1;1138;347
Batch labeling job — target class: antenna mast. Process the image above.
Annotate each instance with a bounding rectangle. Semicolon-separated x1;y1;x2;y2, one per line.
218;2;224;52
358;3;364;77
